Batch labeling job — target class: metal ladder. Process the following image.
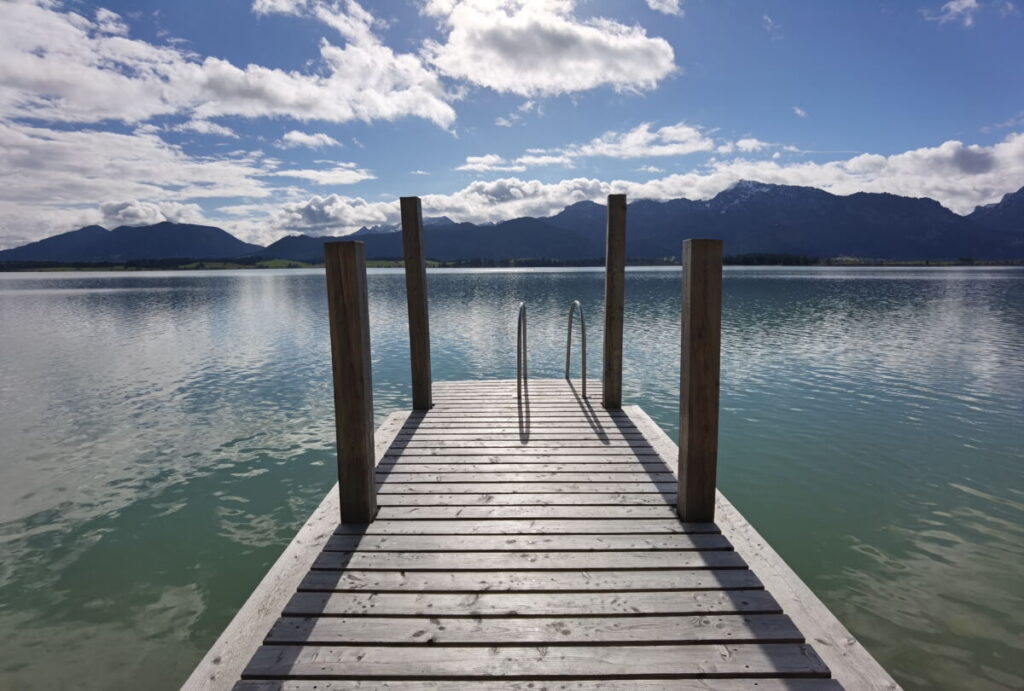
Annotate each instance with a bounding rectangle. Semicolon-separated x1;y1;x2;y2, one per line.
516;301;587;399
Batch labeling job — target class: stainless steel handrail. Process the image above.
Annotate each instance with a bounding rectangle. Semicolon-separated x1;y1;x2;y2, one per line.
516;301;527;400
565;300;586;398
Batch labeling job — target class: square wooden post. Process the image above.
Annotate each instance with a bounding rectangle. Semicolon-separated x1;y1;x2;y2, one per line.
602;193;627;409
400;197;433;410
678;239;723;522
324;241;376;523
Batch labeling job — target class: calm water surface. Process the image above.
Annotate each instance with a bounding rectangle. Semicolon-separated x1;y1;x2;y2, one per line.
0;267;1021;690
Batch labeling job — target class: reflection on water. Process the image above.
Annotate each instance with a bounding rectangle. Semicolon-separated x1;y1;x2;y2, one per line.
0;267;1021;690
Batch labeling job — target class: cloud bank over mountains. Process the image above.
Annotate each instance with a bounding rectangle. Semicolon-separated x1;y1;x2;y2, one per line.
0;0;1021;248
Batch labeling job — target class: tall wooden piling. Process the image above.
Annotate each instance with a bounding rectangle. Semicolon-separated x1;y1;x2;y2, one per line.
602;194;627;409
324;241;376;523
678;239;723;522
400;197;432;410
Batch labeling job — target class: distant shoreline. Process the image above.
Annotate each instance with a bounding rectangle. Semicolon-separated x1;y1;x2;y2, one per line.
2;254;1023;272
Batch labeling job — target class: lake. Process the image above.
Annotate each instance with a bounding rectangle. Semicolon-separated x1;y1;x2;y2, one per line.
0;266;1021;690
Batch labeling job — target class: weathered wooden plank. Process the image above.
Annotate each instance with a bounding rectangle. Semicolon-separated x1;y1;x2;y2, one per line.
324;241;376;523
377;463;672;473
388;442;654;451
394;432;649;441
298;568;759;592
376;472;677;483
312;550;747;571
323;533;731;552
377;482;675;494
241;643;828;680
400;196;432;410
382;454;663;463
284;589;780;617
332;519;716;535
266;613;798;645
376;505;682;519
383;448;660;457
180;412;411;691
373;493;676;506
235;680;843;691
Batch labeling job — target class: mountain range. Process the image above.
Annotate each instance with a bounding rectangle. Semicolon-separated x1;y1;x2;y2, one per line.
2;182;1021;264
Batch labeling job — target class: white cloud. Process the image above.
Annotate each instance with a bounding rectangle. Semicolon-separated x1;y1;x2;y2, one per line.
646;0;683;16
270;162;375;185
572;122;714;158
923;0;980;26
423;0;676;97
637;165;664;173
0;0;455;128
793;105;808;118
172;120;238;138
0;121;272;245
410;169;430;175
735;138;769;152
99;200;205;227
516;154;574;167
456;154;526;173
276;130;342;149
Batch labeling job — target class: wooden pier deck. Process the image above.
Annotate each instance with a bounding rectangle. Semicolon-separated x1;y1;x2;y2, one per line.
184;198;897;689
187;379;897;690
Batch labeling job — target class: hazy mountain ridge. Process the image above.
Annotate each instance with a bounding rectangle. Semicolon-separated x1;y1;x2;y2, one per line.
3;182;1021;264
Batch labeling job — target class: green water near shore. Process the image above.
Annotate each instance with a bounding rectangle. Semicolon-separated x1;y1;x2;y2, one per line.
0;266;1021;690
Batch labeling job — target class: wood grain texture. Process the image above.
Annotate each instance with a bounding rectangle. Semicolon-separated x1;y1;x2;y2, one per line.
312;550;747;571
330;518;718;534
322;532;731;552
241;643;828;680
235;680;842;690
266;613;798;645
400;196;432;410
602;194;627;409
678;239;722;522
324;241;377;523
298;568;760;592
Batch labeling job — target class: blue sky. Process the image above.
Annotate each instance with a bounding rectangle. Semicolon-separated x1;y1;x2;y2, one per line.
1;0;1021;247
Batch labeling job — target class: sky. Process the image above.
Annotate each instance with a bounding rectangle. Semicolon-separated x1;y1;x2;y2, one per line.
0;0;1022;248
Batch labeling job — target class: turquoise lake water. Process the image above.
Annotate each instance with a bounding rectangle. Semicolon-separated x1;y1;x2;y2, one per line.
0;266;1021;690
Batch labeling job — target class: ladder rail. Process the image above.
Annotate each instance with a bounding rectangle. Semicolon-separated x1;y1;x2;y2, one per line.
565;300;587;398
516;301;527;399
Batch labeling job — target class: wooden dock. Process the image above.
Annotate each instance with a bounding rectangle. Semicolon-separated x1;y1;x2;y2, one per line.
183;196;898;690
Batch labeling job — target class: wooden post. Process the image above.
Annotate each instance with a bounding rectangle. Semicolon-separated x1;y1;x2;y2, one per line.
602;194;627;409
678;239;723;522
324;241;376;523
400;196;432;410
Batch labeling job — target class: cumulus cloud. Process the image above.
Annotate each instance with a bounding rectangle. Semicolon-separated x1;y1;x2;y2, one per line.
456;154;526;172
573;122;714;158
270;162;375;185
466;121;716;171
646;0;683;16
172;120;238;138
923;0;980;26
276;130;342;148
99;200;205;227
423;0;676;96
0;0;455;127
793;105;808;118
